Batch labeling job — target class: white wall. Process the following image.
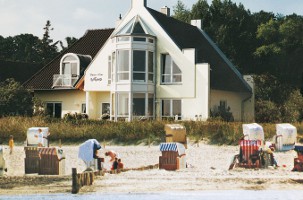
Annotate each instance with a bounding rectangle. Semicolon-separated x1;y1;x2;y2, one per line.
182;63;210;120
84;37;113;92
35;90;85;118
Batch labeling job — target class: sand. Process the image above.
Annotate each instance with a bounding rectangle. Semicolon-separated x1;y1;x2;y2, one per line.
0;141;302;195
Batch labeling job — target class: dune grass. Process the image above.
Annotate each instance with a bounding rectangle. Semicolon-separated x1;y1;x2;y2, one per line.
0;116;302;145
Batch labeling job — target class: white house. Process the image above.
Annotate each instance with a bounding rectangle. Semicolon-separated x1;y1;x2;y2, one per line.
25;0;254;122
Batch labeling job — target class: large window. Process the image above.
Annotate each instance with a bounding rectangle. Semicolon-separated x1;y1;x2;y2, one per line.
132;93;154;118
108;56;111;84
148;51;154;82
81;103;86;113
148;93;154;116
46;102;62;118
62;55;78;77
161;54;182;84
133;50;146;82
117;50;130;81
117;93;129;116
133;93;145;116
102;103;110;115
162;99;181;120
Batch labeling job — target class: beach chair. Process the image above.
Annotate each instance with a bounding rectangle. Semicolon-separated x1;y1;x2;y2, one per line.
292;145;303;172
78;139;103;171
0;146;7;176
275;124;297;151
238;140;262;168
159;142;186;170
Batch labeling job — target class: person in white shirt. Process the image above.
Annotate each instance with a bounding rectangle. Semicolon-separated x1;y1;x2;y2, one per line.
35;128;50;147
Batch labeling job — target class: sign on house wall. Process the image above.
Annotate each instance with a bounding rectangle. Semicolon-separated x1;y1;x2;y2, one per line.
89;73;103;82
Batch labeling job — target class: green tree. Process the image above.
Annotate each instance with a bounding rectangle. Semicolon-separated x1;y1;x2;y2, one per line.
59;37;78;52
40;20;59;64
254;14;303;87
191;0;210;28
173;0;191;23
0;79;33;116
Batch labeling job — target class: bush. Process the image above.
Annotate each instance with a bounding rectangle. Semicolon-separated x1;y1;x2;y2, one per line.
255;100;281;123
0;79;33;117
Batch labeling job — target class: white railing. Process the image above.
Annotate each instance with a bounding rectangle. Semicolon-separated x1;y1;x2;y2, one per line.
52;74;79;88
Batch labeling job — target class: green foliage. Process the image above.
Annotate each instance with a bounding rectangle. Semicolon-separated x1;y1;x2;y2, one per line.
0;20;62;64
253;74;292;104
254;74;303;123
0;79;33;117
173;0;191;23
255;100;281;123
59;37;78;51
210;105;234;122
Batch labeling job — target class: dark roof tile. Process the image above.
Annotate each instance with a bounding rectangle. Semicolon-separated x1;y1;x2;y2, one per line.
147;8;251;93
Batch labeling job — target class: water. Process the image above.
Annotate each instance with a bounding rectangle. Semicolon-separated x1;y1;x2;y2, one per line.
0;190;302;200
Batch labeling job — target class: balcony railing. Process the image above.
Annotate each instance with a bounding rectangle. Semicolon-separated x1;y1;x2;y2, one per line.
52;74;79;88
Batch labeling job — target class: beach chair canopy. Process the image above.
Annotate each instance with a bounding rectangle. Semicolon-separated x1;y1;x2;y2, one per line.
78;139;101;162
160;142;186;156
242;123;264;141
276;123;297;144
26;127;49;147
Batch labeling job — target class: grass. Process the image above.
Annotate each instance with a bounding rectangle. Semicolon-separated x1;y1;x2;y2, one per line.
0;116;302;145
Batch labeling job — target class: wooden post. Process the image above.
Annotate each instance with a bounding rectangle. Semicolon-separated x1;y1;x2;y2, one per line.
59;139;62;148
97;158;102;170
71;168;79;194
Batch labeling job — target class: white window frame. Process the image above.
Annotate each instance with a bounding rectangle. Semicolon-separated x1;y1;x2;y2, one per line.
161;99;182;120
161;54;182;84
60;53;80;77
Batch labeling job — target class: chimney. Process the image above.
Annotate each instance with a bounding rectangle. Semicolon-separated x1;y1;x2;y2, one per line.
116;14;123;28
132;0;147;8
191;19;202;30
160;6;170;17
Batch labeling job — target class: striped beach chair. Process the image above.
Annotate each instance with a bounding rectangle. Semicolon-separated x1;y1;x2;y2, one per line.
159;142;186;170
238;140;262;168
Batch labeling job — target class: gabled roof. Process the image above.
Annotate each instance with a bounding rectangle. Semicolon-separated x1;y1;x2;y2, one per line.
24;28;114;90
115;15;155;36
0;60;42;83
147;8;252;94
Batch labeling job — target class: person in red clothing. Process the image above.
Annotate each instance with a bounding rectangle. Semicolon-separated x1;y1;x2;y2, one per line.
117;158;124;170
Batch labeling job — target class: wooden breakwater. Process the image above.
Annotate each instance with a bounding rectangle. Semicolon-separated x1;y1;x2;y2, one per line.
71;164;159;193
71;168;104;194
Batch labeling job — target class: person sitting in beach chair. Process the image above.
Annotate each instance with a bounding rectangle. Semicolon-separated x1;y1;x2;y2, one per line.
267;146;278;167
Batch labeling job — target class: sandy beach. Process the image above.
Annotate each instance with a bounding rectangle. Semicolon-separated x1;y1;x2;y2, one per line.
0;141;302;195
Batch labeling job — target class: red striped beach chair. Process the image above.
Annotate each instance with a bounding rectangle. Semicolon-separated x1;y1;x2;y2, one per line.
238;140;262;168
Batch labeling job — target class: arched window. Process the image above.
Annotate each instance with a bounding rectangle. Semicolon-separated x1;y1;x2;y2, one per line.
61;54;79;77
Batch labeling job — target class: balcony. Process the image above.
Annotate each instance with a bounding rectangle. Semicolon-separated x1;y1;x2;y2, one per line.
52;74;79;88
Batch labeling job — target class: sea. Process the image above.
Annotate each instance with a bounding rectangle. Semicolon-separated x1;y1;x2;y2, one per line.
0;190;302;200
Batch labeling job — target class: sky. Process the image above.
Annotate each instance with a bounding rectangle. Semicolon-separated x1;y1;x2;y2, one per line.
0;0;302;44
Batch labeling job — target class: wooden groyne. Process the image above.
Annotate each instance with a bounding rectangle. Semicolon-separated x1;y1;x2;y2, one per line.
71;164;158;193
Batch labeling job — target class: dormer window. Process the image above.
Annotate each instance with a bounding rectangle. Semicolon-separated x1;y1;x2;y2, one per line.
53;53;92;88
61;54;79;77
